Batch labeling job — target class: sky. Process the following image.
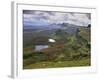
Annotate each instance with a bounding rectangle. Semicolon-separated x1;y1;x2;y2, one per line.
23;10;91;27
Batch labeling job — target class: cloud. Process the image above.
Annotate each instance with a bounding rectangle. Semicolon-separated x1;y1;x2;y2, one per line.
66;13;91;26
23;10;91;26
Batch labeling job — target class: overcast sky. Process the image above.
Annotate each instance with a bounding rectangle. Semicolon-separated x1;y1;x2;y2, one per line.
23;10;91;27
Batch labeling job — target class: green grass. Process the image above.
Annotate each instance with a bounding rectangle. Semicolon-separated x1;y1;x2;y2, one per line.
23;58;90;69
23;27;91;69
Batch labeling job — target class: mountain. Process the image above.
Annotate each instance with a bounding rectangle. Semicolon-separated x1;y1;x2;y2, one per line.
24;23;81;34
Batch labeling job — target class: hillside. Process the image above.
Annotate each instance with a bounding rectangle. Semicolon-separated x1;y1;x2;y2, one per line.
23;23;91;69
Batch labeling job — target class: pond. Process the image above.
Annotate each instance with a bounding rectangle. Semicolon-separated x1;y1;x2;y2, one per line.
35;45;49;51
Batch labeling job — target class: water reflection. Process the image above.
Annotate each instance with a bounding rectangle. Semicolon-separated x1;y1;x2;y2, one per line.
35;45;49;51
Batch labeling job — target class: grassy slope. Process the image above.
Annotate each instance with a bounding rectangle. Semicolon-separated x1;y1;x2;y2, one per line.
79;27;90;42
23;58;90;69
23;27;91;69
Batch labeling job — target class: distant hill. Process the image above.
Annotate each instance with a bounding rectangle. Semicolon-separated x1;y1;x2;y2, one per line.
23;23;90;47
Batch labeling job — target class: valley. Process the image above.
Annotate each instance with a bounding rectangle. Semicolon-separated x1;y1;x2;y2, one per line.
23;23;91;69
